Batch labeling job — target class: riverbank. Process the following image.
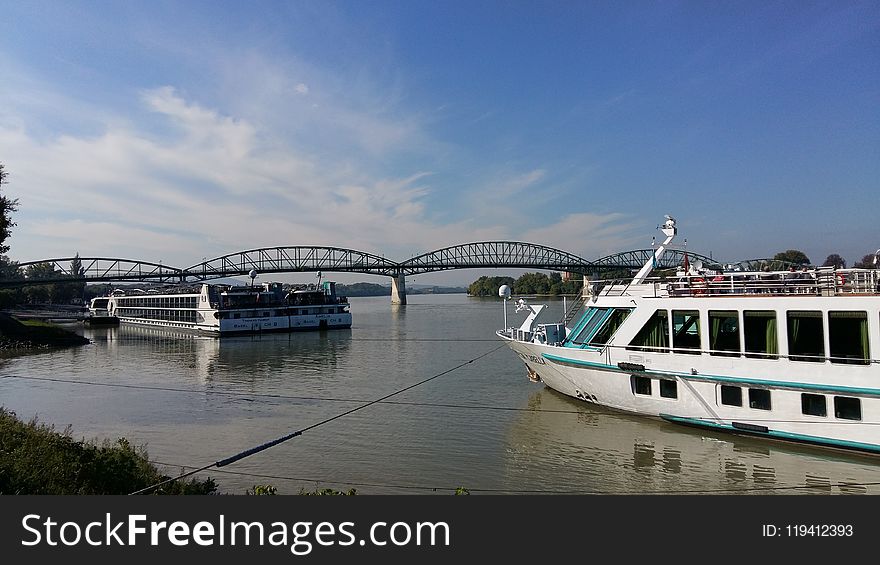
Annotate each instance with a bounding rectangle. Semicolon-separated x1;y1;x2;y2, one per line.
0;312;90;350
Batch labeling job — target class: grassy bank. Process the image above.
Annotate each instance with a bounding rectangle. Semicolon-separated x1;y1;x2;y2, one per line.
0;407;217;494
0;312;90;349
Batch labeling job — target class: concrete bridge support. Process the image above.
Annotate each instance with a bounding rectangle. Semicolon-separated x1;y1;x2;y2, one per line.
391;273;407;304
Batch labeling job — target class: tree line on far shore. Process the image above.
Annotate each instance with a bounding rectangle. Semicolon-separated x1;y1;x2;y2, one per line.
468;273;586;297
773;249;877;269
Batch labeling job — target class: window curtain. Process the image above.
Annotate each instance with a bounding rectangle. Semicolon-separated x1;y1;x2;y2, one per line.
711;315;722;351
765;316;778;355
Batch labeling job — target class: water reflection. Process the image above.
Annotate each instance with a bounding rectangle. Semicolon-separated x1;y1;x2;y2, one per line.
82;324;353;387
503;386;880;494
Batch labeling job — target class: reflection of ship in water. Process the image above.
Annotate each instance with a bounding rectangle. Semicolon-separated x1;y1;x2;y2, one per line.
82;323;352;387
503;386;879;494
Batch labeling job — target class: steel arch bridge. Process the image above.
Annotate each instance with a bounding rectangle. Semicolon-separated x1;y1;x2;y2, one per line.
1;243;732;294
398;241;593;275
12;257;185;285
184;246;401;280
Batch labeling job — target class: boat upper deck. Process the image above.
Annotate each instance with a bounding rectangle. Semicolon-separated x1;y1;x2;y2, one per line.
596;267;880;299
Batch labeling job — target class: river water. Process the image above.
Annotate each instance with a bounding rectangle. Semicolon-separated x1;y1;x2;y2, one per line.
1;294;877;494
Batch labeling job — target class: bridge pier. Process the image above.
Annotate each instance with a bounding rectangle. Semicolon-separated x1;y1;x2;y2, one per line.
391;273;407;304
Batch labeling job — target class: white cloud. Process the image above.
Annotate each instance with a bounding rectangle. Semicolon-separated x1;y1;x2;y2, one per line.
295;83;309;95
0;88;503;268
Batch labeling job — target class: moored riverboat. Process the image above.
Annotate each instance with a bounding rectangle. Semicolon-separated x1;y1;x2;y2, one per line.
497;216;880;454
90;279;351;336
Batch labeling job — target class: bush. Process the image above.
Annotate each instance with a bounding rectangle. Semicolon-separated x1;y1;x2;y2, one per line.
298;487;357;496
0;407;216;494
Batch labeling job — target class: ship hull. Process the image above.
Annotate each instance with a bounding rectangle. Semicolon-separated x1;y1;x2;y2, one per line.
501;335;880;455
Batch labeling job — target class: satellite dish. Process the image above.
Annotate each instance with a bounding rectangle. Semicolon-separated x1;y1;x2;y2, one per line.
498;285;511;299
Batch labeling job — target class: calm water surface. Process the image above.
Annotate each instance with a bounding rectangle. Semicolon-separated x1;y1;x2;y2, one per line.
2;294;878;494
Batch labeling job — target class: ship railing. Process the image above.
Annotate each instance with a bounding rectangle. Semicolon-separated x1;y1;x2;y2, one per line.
496;328;515;340
590;279;633;297
655;269;879;298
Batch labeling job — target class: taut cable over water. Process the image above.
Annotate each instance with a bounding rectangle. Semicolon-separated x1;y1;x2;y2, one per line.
129;343;506;495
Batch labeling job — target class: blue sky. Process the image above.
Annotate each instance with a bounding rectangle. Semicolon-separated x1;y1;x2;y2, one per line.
1;1;878;284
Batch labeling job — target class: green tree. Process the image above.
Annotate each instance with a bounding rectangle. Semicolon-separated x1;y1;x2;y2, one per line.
821;254;846;269
467;275;515;297
24;262;58;303
0;163;19;255
853;252;879;269
0;256;24;307
773;249;811;266
53;254;87;303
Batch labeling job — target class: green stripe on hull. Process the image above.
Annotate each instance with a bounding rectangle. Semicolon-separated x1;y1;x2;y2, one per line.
660;414;880;454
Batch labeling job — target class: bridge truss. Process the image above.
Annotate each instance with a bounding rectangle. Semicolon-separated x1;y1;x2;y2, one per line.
399;241;593;275
3;244;754;288
184;246;401;280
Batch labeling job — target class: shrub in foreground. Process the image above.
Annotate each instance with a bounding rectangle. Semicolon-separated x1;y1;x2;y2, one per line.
0;407;216;494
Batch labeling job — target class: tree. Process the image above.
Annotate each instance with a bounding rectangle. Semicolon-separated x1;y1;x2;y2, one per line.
773;249;811;266
0;256;24;307
24;262;58;303
0;163;19;255
853;252;879;269
467;275;515;297
54;253;87;303
821;254;846;269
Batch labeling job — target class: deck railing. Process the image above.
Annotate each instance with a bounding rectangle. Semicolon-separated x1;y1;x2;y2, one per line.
650;268;880;298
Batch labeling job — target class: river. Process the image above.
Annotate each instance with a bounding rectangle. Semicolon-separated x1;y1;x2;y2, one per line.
1;294;877;494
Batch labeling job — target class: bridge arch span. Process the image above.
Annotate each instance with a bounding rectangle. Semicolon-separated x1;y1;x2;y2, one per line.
400;241;593;276
589;249;718;273
183;246;401;281
13;257;185;285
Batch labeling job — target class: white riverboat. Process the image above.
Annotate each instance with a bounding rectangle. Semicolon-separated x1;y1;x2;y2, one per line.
498;216;880;454
89;278;351;336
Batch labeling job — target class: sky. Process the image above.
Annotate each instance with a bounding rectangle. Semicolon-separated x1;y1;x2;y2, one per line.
1;1;878;285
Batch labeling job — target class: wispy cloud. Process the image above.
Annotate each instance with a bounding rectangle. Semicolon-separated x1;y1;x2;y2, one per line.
1;87;517;268
522;213;641;259
0;28;634;280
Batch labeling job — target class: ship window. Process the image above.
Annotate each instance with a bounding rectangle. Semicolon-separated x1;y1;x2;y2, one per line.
743;311;778;359
631;376;652;396
787;311;825;362
720;385;742;407
828;311;869;365
659;379;678;399
801;394;827;417
589;308;633;346
233;313;240;319
709;311;740;357
834;396;861;421
748;389;771;411
627;309;669;353
569;308;611;345
672;310;701;354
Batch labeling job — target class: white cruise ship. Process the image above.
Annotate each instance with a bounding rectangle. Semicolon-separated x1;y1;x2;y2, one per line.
498;216;880;454
89;279;351;336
